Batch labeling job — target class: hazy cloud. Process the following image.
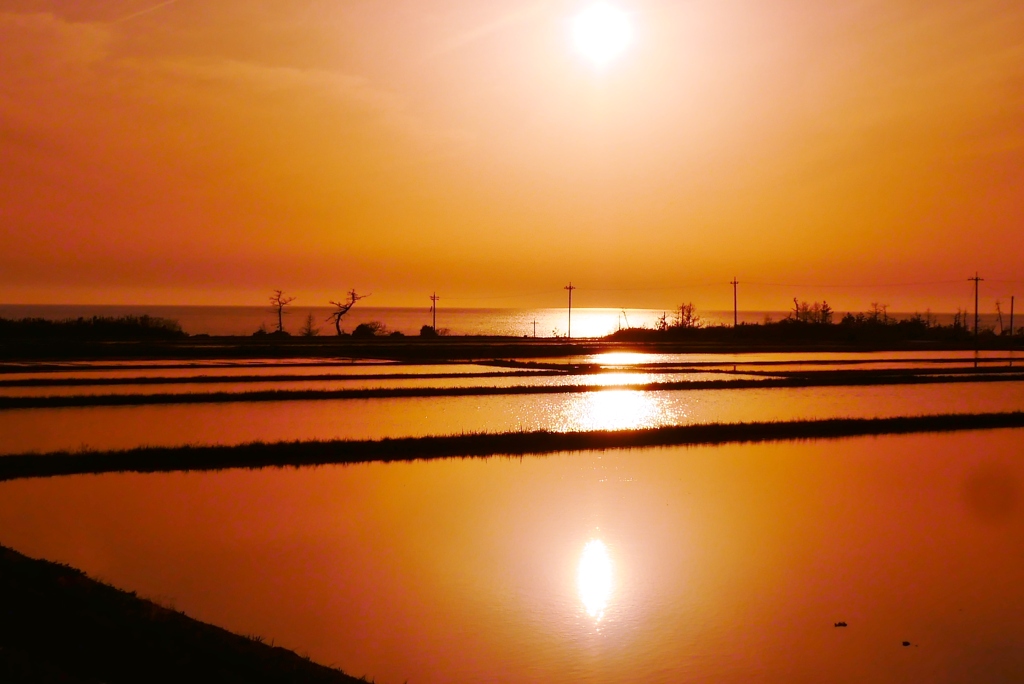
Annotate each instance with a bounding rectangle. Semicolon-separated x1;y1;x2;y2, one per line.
430;2;551;56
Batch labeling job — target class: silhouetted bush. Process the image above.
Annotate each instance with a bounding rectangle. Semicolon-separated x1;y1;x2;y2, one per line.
420;325;438;337
352;321;387;338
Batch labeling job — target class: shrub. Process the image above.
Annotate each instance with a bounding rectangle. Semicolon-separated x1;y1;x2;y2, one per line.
352;321;387;338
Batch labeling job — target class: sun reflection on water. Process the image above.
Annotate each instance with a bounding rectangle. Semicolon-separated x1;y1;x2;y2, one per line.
578;539;613;620
568;389;665;431
588;352;654;366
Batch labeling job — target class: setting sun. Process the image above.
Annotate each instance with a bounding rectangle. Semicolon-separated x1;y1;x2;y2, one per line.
1;2;1023;682
571;3;632;67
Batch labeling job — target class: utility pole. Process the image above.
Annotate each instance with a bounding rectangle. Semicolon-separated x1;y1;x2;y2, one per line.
1010;296;1015;366
730;277;739;327
564;282;576;339
969;273;983;342
532;318;538;338
430;292;439;331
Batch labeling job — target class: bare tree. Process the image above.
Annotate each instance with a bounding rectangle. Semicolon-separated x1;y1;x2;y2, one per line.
327;289;370;336
789;299;833;324
674;302;702;329
269;290;296;333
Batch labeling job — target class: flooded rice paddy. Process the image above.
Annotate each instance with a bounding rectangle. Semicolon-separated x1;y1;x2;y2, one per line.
557;350;1020;366
0;350;1021;682
0;431;1021;683
1;381;1022;455
0;372;769;398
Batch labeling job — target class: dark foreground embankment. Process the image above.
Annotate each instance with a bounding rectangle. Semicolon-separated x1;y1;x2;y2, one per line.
0;545;363;684
3;412;1023;482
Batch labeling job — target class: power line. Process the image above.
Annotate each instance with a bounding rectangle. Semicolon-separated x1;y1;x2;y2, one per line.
584;283;724;292
442;289;560;302
487;278;974;294
410;275;1018;306
743;279;965;289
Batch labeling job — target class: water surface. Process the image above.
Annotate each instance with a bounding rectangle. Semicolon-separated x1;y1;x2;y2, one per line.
2;381;1022;454
0;372;768;398
0;431;1020;682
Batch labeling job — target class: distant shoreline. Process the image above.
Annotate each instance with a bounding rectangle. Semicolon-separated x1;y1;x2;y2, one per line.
1;303;1010;338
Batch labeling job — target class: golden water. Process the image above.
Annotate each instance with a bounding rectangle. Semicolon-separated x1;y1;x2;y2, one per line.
0;431;1021;682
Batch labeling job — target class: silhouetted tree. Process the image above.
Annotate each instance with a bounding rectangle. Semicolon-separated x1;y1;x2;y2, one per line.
953;308;968;331
300;313;320;337
868;302;889;325
789;299;833;325
269;290;296;333
674;303;702;329
327;289;370;336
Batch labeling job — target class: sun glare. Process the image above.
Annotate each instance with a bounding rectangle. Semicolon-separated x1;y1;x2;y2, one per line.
577;539;613;619
572;3;632;67
568;389;662;431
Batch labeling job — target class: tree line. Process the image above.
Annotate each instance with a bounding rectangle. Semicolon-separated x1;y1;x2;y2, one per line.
611;298;1021;345
0;315;186;341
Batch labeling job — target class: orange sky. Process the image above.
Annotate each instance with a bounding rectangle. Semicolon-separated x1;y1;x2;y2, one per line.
1;0;1022;311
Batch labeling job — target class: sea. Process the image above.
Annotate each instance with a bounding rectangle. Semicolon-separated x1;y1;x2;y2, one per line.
0;304;1004;338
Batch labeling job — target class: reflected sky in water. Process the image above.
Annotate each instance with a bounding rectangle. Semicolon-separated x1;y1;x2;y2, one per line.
573;350;1020;365
0;372;767;398
1;430;1022;682
0;363;503;382
3;381;1024;454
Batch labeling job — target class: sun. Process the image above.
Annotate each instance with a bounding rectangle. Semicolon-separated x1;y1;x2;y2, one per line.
572;3;632;67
